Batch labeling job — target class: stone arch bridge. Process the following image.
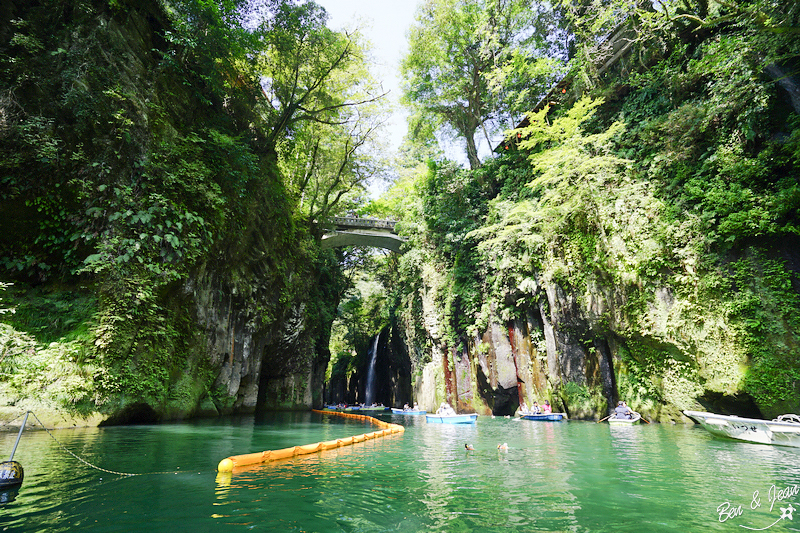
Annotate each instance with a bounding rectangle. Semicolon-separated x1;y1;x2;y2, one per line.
321;217;406;252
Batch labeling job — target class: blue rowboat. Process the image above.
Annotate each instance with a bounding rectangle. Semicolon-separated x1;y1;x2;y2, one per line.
391;408;427;415
425;413;478;424
521;413;564;421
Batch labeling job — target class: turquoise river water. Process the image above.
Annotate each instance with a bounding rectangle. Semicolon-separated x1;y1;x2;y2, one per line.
1;411;799;532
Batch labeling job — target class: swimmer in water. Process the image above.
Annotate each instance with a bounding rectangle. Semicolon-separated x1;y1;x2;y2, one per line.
465;443;474;450
497;442;508;451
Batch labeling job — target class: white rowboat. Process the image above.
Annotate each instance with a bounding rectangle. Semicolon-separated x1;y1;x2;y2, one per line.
608;413;641;425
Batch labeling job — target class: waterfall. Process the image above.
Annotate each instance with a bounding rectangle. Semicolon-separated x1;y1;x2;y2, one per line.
364;333;380;405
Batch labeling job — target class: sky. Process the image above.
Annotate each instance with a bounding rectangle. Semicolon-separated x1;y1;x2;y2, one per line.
314;0;420;155
313;0;496;196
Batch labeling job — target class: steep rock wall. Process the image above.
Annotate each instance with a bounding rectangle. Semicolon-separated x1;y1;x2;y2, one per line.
405;247;796;421
407;280;616;418
0;0;339;423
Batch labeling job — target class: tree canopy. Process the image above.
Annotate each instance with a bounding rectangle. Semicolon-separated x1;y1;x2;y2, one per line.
401;0;570;169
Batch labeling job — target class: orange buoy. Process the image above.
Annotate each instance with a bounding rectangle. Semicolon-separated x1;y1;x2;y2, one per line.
217;410;404;472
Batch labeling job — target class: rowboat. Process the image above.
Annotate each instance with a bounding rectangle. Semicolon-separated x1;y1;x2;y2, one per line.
520;413;564;421
683;410;800;447
425;413;478;424
391;408;427;415
357;406;391;413
323;406;391;413
607;413;641;425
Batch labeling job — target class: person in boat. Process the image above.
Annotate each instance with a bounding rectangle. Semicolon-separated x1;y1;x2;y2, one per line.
437;402;456;415
519;403;530;415
614;401;633;419
403;403;410;410
531;402;542;414
543;400;552;414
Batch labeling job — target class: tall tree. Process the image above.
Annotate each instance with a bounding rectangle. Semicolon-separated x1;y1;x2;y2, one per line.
255;0;388;220
481;0;572;122
401;0;570;169
402;0;490;169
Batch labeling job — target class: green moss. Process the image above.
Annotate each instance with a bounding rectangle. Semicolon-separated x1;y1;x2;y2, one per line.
559;382;606;418
0;323;98;415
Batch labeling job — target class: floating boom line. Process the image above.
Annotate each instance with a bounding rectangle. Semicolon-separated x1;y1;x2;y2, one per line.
216;410;405;472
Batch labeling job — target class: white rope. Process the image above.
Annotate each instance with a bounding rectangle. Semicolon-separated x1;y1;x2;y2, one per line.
0;410;29;428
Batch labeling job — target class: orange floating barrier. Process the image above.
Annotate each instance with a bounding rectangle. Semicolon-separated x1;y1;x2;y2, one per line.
216;410;404;472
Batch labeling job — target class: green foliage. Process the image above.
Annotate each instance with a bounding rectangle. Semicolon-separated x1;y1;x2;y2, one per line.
614;342;665;414
402;0;488;168
560;381;607;416
0;0;357;417
381;0;800;417
257;1;388;221
2;284;96;345
473;97;669;306
728;255;800;409
402;0;570;168
327;262;390;381
0;284;98;412
0;326;98;412
77;129;228;282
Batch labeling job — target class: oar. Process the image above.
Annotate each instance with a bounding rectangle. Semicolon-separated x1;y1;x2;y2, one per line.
635;412;651;424
597;414;611;423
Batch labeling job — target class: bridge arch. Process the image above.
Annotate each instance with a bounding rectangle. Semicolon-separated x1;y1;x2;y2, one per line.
321;217;406;253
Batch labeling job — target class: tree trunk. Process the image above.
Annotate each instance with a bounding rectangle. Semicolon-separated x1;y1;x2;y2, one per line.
465;132;481;170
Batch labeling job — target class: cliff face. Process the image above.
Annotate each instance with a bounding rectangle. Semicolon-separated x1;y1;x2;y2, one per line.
403;272;618;418
391;84;800;421
403;247;797;421
324;325;412;408
0;0;340;423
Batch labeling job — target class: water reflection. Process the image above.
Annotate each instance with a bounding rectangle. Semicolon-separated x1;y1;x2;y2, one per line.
2;415;799;532
0;485;20;504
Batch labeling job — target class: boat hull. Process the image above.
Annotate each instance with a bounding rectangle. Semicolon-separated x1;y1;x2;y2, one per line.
391;408;427;415
521;413;564;421
683;410;800;447
322;406;391;414
608;413;641;425
425;413;478;424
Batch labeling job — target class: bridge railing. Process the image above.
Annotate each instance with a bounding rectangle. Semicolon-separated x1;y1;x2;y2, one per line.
330;217;397;231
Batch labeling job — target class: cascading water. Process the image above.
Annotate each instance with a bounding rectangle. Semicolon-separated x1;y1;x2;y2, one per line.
364;333;380;405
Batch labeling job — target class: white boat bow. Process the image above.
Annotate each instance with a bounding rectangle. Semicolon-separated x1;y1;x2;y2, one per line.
683;410;800;447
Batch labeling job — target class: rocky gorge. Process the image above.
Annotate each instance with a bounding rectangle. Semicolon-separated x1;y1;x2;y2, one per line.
1;0;799;426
